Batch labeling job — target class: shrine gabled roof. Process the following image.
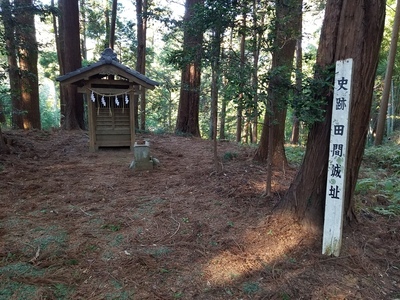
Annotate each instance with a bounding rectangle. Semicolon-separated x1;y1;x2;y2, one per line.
56;48;159;89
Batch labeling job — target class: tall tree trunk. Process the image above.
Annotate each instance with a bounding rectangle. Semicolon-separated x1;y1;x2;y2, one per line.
134;0;142;129
211;29;223;172
1;0;22;129
55;0;66;123
52;0;63;74
236;10;246;143
265;99;274;197
277;0;385;228
374;0;400;145
219;87;227;140
0;103;5;124
59;0;84;130
254;0;302;166
109;0;118;49
15;0;41;129
104;0;110;48
291;16;303;145
0;125;9;154
220;31;235;140
136;0;147;131
80;0;88;60
251;0;263;144
175;0;203;137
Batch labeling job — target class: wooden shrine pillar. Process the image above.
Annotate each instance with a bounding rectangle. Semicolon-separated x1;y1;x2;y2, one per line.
85;88;97;152
129;88;136;150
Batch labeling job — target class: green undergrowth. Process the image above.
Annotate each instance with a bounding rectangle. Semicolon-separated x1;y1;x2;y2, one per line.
357;139;400;216
285;144;306;167
286;138;400;216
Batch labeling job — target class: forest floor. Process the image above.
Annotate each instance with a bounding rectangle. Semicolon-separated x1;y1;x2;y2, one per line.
0;129;399;300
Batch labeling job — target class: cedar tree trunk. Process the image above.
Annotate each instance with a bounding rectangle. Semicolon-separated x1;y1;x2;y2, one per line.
276;0;386;228
1;0;22;128
236;10;246;143
175;0;203;137
58;0;84;130
290;22;303;144
15;0;41;129
136;0;147;131
254;0;302;166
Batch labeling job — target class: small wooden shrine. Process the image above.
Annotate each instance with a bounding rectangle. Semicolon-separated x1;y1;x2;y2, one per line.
57;48;158;151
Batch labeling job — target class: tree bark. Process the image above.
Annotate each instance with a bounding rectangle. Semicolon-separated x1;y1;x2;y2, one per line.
0;103;5;124
374;0;400;145
80;0;88;60
219;92;227;140
15;0;41;129
254;0;302;166
56;0;66;122
276;0;386;228
211;28;222;172
291;21;303;145
251;0;263;144
58;0;84;130
109;0;118;49
1;0;22;129
236;10;246;143
136;0;147;131
175;0;203;137
0;126;9;154
104;0;110;48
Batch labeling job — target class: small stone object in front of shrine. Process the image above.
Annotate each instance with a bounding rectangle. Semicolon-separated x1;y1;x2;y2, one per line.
129;140;159;171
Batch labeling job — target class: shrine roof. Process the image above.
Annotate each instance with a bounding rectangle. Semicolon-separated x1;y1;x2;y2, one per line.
56;48;159;89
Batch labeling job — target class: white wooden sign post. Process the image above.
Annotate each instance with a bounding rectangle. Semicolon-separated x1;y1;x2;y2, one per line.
322;58;353;256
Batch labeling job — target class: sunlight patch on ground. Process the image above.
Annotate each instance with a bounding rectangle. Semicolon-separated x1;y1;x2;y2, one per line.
249;177;283;194
251;180;267;194
202;215;311;285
